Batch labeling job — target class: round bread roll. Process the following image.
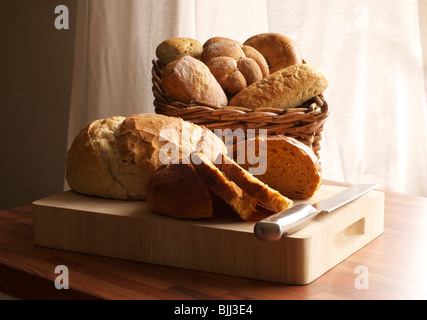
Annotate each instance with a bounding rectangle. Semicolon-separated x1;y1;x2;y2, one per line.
155;37;203;65
200;38;268;96
161;55;228;107
244;33;302;73
201;41;245;62
203;36;243;48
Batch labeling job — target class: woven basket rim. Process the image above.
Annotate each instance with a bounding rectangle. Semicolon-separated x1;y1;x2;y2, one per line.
151;58;329;157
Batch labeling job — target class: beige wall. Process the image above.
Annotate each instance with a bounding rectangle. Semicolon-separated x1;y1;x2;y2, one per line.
0;0;76;210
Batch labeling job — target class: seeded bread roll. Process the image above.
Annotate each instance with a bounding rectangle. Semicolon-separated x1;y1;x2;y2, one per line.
161;55;228;107
155;37;203;65
228;64;328;110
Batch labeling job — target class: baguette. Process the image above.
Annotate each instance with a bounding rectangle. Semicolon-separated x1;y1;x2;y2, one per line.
228;64;328;110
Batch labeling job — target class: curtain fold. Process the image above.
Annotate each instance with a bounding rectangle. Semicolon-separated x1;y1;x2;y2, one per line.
67;0;427;196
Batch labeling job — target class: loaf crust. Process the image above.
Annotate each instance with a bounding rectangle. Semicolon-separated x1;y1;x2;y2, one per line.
161;55;228;107
146;163;213;219
66;116;128;199
238;135;322;199
228;64;328;110
66;113;227;200
155;37;203;66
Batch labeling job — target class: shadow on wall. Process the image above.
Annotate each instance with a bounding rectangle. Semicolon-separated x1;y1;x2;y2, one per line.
0;0;77;210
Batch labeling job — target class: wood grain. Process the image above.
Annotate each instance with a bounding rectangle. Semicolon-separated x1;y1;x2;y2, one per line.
32;185;384;285
1;180;427;299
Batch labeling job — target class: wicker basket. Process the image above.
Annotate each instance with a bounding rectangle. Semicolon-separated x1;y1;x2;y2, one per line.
151;59;329;158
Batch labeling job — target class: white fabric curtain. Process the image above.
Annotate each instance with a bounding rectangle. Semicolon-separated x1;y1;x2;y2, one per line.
67;0;427;196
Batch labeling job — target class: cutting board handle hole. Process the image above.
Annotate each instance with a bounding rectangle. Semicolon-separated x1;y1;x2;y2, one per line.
333;218;365;249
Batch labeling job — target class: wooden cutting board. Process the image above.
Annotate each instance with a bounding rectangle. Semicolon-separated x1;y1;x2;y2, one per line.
32;185;384;285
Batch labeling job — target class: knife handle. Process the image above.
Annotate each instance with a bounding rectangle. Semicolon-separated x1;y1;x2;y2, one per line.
254;204;321;241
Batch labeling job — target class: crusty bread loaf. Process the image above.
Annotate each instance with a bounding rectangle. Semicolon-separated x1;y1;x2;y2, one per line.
190;152;258;220
155;37;203;66
161;55;228;107
66;113;227;200
228;64;328;110
146;163;213;219
215;154;293;212
237;135;322;199
66;116;129;200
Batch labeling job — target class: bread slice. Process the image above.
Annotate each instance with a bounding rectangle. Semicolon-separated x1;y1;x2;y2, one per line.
215;154;293;212
238;135;322;199
146;163;213;219
190;152;258;220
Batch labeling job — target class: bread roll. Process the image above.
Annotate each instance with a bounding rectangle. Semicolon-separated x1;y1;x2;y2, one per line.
146;163;213;219
161;55;228;107
155;38;202;65
244;33;302;73
66;113;227;200
204;57;247;95
203;37;243;48
228;64;328;110
238;135;322;199
241;45;269;77
200;39;268;96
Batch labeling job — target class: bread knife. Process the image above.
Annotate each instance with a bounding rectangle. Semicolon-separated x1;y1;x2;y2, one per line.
254;184;376;241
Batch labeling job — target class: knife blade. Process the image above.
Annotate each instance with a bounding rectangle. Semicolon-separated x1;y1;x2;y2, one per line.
254;184;376;241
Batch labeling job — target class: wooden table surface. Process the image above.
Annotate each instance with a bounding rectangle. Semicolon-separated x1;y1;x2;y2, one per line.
1;180;427;300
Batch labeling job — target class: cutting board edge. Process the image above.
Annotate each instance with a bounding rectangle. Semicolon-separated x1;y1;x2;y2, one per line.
32;187;385;285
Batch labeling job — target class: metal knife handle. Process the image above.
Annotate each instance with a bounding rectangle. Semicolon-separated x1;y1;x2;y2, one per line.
254;204;321;241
